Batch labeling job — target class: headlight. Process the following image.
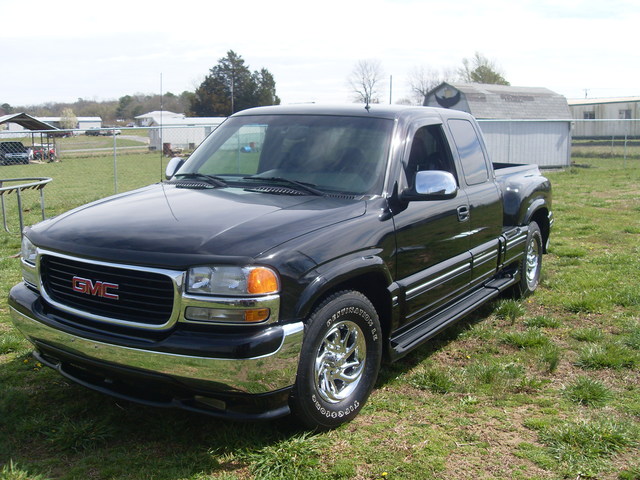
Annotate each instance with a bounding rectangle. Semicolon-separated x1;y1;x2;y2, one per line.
21;235;38;265
187;265;279;296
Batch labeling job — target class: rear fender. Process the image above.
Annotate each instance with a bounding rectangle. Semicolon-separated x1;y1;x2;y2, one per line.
523;198;548;225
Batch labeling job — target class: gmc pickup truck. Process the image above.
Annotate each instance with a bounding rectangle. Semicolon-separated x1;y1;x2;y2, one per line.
9;105;552;429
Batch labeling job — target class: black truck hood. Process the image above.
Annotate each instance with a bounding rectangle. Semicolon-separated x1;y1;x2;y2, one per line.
28;184;366;268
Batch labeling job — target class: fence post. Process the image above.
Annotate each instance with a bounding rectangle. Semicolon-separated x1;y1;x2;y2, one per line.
113;130;118;194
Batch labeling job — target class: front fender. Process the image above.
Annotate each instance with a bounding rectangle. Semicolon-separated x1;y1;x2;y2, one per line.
294;253;393;321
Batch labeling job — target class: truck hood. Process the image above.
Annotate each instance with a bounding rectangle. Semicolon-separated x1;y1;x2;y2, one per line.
28;183;367;268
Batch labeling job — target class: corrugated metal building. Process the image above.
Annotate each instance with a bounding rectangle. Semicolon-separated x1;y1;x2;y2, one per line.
568;97;640;138
424;83;572;167
147;116;226;151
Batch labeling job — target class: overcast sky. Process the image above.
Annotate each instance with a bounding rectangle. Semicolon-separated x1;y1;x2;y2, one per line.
1;0;638;107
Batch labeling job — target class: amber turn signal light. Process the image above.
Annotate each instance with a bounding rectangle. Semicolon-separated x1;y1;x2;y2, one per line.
247;267;279;294
244;308;271;323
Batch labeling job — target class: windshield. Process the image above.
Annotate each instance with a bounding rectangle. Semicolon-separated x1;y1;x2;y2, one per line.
176;114;393;195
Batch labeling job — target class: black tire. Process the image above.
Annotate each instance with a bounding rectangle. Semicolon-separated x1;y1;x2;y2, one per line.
290;290;382;430
516;221;543;297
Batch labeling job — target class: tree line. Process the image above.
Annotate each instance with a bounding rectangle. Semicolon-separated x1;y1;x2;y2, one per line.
1;51;508;124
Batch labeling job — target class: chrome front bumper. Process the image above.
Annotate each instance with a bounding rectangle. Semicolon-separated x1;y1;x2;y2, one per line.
9;289;304;397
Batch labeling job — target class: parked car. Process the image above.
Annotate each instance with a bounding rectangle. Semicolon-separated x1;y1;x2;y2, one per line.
0;141;29;165
48;130;73;138
100;128;122;136
9;105;553;429
85;128;101;136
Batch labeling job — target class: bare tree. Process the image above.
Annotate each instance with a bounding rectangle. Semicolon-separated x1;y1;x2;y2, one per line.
407;65;457;105
458;52;510;85
348;59;384;104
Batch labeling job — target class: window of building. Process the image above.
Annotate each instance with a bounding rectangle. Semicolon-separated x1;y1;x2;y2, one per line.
583;111;595;119
619;109;632;119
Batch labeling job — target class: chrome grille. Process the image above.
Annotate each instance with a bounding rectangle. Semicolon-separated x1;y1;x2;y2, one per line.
40;255;175;326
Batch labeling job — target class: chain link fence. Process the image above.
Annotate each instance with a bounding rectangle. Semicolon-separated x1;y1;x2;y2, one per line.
0;124;223;235
571;119;640;162
0;123;220;160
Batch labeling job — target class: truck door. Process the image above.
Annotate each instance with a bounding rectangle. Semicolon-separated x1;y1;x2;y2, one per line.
446;118;503;289
393;123;472;328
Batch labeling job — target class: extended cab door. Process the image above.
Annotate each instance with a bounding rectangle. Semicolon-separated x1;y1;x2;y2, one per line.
446;118;503;289
393;122;472;328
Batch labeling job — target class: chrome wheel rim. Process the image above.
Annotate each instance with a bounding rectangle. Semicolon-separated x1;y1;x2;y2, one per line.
525;235;541;287
314;320;366;404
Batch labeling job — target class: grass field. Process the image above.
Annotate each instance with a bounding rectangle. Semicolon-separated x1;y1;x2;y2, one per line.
0;152;639;479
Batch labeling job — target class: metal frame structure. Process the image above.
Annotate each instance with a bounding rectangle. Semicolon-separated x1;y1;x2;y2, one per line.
0;177;52;235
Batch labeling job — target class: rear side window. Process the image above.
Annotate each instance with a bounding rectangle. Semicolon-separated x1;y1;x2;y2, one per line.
447;119;489;185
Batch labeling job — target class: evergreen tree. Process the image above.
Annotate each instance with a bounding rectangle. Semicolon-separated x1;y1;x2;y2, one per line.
190;51;280;116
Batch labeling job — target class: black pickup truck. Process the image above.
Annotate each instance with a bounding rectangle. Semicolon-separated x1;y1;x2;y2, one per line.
9;105;552;429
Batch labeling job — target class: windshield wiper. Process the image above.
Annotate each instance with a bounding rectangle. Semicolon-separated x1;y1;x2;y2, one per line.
243;176;325;196
174;173;227;187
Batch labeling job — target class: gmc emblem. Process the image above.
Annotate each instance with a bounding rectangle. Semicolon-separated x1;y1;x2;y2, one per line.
72;276;120;300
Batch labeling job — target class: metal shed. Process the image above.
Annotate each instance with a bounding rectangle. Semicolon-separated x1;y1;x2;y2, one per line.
424;83;572;168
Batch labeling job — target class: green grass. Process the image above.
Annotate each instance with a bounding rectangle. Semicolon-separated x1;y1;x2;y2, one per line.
523;314;562;329
563;376;612;407
537;416;638;477
1;154;639;479
575;343;638;370
408;365;456;394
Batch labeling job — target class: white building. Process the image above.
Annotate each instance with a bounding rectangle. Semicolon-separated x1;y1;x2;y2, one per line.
36;116;102;130
134;111;184;127
425;83;572;168
568;97;640;138
146;116;227;151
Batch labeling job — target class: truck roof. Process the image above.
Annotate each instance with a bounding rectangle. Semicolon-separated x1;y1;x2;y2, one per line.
232;104;474;122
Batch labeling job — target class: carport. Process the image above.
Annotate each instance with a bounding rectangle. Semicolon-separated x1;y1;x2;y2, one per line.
0;113;61;161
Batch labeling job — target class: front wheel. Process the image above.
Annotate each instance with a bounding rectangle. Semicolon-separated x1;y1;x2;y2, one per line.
290;290;382;430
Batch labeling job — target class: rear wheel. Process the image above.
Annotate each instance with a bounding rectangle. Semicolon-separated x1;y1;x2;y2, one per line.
516;221;543;296
290;290;382;430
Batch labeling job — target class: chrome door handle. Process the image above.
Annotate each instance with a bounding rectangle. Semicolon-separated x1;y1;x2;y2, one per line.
457;205;470;222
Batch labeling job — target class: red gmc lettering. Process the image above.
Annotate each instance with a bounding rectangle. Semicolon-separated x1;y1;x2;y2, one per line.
72;276;119;300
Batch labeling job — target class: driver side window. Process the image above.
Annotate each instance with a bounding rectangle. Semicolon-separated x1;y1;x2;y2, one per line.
405;125;457;188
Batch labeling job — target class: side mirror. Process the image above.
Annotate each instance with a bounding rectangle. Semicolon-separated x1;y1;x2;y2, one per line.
165;157;185;179
401;170;458;201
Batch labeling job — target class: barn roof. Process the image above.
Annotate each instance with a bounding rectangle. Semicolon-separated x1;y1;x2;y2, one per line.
424;83;571;119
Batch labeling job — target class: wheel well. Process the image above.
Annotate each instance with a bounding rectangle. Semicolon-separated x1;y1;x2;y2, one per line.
307;272;393;345
530;208;550;253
